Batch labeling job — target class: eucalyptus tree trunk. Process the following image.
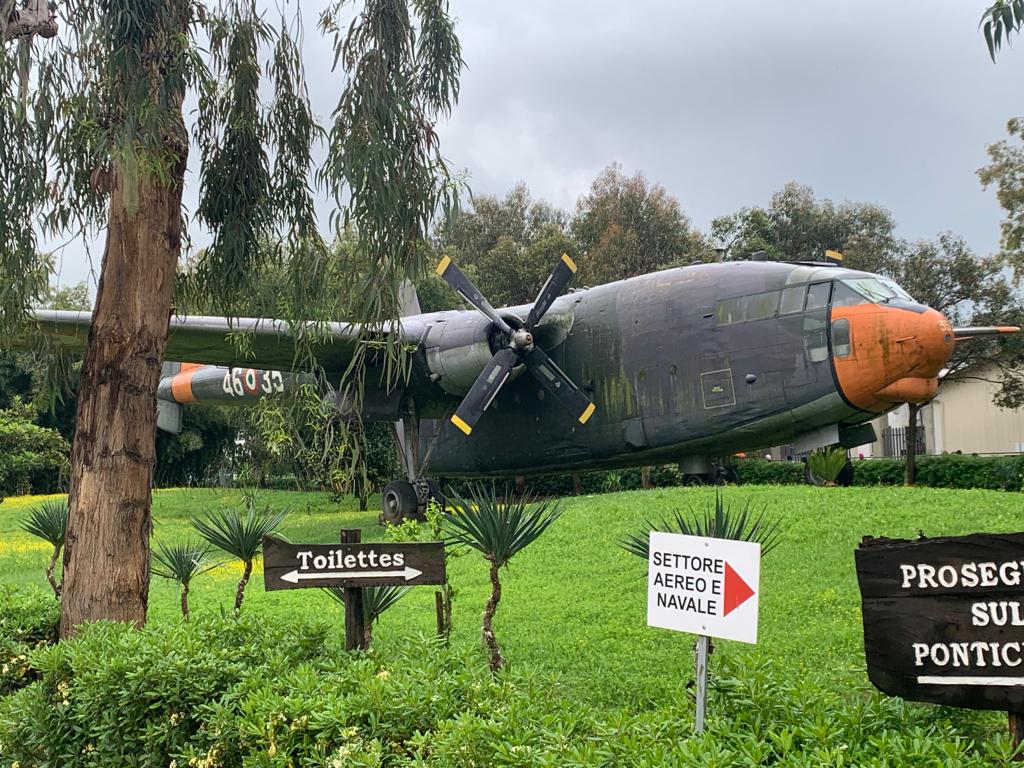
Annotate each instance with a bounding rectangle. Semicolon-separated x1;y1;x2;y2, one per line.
59;110;188;637
904;403;920;487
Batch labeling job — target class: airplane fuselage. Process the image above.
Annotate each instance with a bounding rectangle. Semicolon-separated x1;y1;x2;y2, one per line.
403;261;950;477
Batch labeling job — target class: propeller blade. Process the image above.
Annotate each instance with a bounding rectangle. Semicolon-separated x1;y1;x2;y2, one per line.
449;347;519;435
526;253;578;329
521;345;596;426
954;326;1020;340
435;256;513;336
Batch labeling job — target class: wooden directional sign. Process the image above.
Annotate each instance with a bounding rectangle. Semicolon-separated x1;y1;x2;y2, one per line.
856;532;1024;711
263;535;446;591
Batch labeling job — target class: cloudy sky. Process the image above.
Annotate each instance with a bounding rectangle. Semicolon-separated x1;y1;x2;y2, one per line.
50;0;1023;294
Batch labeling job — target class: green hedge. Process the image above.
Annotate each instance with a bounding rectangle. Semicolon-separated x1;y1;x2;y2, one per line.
733;458;805;485
850;458;905;486
0;599;1015;766
516;455;1024;496
250;453;1024;498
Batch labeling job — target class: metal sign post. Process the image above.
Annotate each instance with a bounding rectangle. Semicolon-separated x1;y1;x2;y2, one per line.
647;532;761;734
695;634;710;732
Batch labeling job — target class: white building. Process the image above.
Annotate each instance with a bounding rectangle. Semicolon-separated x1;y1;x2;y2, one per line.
859;366;1024;457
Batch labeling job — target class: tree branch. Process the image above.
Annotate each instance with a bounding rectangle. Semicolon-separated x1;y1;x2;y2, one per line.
3;0;57;42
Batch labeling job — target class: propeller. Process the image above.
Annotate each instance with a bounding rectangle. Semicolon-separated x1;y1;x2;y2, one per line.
436;253;596;435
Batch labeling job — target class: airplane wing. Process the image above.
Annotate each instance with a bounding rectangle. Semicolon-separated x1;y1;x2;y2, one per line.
29;310;397;376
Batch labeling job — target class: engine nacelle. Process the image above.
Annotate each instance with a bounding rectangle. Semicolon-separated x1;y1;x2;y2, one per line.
421;313;501;396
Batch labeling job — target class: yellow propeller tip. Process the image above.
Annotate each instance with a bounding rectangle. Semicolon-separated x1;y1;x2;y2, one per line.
435;255;452;276
561;253;578;273
451;414;472;435
578;403;596;424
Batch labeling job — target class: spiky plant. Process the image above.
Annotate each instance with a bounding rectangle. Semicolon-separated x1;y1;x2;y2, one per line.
620;491;783;561
445;484;562;672
807;447;849;487
193;499;287;613
151;541;220;619
20;498;68;598
323;584;411;648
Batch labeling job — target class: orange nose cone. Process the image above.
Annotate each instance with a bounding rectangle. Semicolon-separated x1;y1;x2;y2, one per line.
911;310;955;378
832;305;956;413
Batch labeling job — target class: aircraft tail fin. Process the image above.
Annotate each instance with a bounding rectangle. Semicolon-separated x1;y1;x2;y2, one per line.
156;399;183;434
399;279;421;317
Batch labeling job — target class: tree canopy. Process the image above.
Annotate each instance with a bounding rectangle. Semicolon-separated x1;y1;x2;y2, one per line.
572;163;706;285
711;182;898;271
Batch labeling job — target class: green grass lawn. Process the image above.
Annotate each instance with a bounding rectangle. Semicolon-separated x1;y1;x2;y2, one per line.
0;484;1020;720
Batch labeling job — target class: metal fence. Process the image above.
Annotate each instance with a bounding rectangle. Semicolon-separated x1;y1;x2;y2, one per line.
882;426;927;458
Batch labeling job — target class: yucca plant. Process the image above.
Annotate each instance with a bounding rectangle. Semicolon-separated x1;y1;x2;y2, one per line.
620;491;783;561
323;584;411;648
445;484;562;672
20;498;68;598
151;541;220;619
193;497;287;613
807;447;849;487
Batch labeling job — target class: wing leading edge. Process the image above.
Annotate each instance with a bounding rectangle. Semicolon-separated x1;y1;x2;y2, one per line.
29;310;399;376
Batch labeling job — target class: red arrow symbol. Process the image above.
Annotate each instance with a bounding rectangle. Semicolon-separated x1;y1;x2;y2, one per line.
723;561;755;616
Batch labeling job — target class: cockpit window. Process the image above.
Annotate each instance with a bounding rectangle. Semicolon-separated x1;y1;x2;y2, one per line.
879;277;913;300
805;282;832;310
842;277;913;303
831;281;866;307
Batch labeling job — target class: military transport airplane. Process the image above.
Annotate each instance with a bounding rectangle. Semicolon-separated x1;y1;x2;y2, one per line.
30;254;1018;522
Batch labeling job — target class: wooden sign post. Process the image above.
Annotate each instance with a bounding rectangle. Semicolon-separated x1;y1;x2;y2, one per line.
856;532;1024;758
263;531;446;652
340;529;365;651
647;532;761;733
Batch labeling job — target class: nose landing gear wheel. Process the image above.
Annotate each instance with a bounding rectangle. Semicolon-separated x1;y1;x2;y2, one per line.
380;480;420;526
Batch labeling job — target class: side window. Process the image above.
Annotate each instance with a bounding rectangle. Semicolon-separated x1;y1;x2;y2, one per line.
745;291;780;322
780;285;805;315
805;282;831;311
716;297;744;325
804;308;828;363
807;330;829;362
715;291;780;326
832;317;852;357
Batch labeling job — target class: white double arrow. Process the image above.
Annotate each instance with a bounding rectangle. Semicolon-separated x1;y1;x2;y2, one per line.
281;566;423;584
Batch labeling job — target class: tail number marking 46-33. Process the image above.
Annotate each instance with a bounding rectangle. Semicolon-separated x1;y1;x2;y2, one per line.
222;369;285;398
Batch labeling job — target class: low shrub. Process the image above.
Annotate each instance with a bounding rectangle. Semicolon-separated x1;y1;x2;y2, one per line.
0;587;58;696
0;609;1016;767
0;615;332;766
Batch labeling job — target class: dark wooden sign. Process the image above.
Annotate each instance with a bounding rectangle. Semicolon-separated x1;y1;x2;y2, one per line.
855;532;1024;711
263;535;446;591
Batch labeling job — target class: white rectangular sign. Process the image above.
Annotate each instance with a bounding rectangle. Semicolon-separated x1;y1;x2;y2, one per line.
647;532;761;644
